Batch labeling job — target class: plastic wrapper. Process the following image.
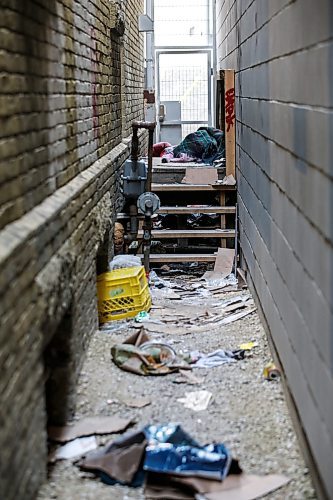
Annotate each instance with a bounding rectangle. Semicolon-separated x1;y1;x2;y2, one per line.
143;424;232;480
145;424;198;447
204;272;238;287
149;270;168;288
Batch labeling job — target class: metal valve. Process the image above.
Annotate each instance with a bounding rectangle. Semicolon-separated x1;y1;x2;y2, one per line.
137;192;160;216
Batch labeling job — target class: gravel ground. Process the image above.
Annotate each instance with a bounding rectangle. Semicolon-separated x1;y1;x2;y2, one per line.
38;274;316;500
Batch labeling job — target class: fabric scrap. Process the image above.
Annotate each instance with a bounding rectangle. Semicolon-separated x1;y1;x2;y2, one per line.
78;430;147;486
190;349;245;369
111;329;190;376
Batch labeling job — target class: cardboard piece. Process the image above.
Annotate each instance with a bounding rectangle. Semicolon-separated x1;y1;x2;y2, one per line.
214;248;235;276
145;473;290;500
182;167;218;185
221;307;256;325
48;416;134;443
205;474;290;500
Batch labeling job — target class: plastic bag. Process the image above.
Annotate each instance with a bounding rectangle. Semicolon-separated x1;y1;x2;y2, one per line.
143;424;232;480
109;255;142;270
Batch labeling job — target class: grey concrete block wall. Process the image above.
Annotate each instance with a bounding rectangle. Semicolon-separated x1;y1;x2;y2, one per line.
217;0;333;497
0;0;145;498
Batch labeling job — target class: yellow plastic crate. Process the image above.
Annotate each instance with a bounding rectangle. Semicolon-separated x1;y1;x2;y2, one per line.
97;266;151;322
97;266;147;299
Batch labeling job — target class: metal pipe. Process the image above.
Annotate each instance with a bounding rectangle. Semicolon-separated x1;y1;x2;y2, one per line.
145;0;155;91
233;202;238;275
131;126;139;162
146;128;154;191
129;203;138;237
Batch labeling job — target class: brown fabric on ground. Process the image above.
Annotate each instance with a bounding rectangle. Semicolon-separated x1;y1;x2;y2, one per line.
78;431;147;484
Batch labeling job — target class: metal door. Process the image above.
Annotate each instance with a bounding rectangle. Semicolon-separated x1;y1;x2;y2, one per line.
156;50;212;142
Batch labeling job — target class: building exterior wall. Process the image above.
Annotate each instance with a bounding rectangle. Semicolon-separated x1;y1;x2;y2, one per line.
216;0;333;496
0;0;145;498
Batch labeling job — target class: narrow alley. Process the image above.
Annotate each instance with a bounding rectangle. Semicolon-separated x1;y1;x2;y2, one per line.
0;0;332;499
38;270;314;499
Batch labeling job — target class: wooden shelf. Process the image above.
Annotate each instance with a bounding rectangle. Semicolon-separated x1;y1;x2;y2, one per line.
138;229;235;239
140;253;217;263
152;183;235;192
158;206;236;214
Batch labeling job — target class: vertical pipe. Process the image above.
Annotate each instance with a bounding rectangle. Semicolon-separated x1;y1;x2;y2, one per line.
145;0;155;91
146;128;154;191
212;0;217;127
233;203;238;275
131;125;139;161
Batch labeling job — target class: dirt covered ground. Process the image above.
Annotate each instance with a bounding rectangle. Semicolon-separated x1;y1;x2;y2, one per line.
38;272;315;500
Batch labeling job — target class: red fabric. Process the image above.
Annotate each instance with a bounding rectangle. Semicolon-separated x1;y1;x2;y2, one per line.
153;142;172;157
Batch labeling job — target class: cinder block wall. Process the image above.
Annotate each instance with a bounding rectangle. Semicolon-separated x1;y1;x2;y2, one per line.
0;0;145;498
216;0;333;496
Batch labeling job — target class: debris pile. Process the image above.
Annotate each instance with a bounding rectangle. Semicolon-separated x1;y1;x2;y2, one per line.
75;423;290;499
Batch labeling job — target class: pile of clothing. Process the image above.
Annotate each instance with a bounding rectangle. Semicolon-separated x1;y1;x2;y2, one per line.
153;127;225;164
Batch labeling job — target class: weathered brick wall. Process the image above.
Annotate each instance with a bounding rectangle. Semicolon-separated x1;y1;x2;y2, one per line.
217;0;333;496
0;0;145;498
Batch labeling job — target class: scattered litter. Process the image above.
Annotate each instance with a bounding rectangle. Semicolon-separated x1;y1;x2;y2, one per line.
79;424;236;488
173;369;204;385
48;416;134;443
135;311;150;322
151;287;182;300
121;396;151;408
48;436;98;462
220;307;256;325
239;341;258;351
221;295;251;308
223;300;253;314
189;349;245;368
177;390;213;411
263;362;281;380
203;273;238;288
78;423;290;499
111;329;190;375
